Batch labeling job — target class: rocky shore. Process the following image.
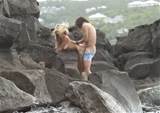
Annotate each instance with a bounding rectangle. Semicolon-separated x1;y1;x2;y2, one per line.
0;0;159;113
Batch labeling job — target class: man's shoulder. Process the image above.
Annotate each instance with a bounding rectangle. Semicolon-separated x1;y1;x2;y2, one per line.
82;23;92;29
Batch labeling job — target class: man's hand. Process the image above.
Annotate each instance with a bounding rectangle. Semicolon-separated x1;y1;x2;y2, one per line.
76;41;80;45
72;40;79;45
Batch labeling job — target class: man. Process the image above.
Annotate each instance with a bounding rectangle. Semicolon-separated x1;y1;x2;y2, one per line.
75;17;96;81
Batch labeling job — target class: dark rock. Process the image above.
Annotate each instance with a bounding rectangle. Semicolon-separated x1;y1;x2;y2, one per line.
127;60;153;79
58;51;77;63
13;16;52;46
91;61;117;73
19;52;43;69
0;49;25;70
150;19;160;57
93;49;114;64
23;43;65;72
0;76;35;112
0;69;52;104
115;51;153;70
113;25;152;57
127;58;160;79
68;26;83;41
45;68;71;104
7;0;39;17
149;58;160;78
96;29;112;52
13;16;39;41
0;0;10;16
0;16;22;49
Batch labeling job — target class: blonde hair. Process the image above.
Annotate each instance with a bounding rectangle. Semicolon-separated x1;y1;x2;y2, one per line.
54;22;69;35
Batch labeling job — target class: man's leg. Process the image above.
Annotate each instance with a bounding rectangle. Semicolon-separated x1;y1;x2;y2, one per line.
81;52;94;81
81;60;92;81
83;60;92;74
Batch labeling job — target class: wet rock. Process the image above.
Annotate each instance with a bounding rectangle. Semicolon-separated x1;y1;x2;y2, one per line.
18;101;83;113
135;79;160;113
138;85;160;108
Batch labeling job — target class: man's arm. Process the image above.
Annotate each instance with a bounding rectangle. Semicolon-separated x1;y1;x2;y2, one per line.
76;38;85;44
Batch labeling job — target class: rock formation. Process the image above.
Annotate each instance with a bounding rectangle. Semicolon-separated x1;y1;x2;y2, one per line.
0;0;159;113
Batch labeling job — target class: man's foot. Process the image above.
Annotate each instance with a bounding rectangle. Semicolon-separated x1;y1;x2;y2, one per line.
81;72;88;81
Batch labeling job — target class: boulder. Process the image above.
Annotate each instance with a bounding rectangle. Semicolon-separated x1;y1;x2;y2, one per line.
93;49;114;64
136;80;160;112
149;58;160;78
0;0;10;16
0;49;25;70
19;52;43;69
127;58;160;79
89;69;143;113
44;68;71;104
0;69;52;104
7;0;39;17
13;16;40;41
0;76;35;112
66;81;130;113
138;85;160;108
127;60;153;79
115;51;153;70
13;16;53;47
0;16;22;49
113;25;152;57
91;61;117;73
150;19;160;57
23;43;65;72
96;29;112;52
65;63;81;79
68;26;83;41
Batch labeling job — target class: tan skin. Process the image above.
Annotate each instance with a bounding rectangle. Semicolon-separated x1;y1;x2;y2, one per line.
77;22;97;75
54;29;85;75
53;23;96;80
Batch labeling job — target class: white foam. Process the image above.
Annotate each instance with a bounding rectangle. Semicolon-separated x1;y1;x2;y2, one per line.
128;0;160;8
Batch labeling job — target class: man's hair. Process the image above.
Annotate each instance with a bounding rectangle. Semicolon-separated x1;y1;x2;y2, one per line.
75;17;89;28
